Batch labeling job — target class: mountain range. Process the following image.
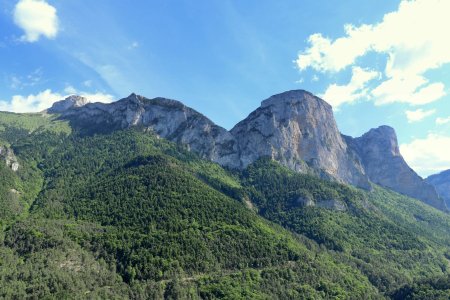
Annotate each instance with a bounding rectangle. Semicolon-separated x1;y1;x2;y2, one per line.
48;90;448;212
1;89;449;299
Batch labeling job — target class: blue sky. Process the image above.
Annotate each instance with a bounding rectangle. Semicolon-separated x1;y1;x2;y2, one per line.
1;0;449;176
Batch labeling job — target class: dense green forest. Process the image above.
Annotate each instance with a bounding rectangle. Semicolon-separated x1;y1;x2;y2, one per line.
0;111;449;299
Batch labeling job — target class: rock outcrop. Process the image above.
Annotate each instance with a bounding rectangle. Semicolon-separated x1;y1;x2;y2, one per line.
346;126;446;211
0;145;19;171
230;90;370;189
426;170;450;208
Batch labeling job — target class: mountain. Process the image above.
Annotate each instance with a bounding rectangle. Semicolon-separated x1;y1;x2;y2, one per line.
53;93;241;168
230;90;370;189
47;95;89;113
345;126;445;211
1;96;450;299
427;170;450;208
50;91;447;211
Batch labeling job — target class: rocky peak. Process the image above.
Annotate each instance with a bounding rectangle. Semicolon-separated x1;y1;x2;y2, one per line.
349;126;447;211
260;89;331;109
48;95;89;113
231;90;370;189
359;126;401;157
426;170;450;208
118;93;146;106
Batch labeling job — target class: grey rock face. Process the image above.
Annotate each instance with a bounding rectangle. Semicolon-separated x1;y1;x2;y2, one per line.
230;90;370;189
348;126;447;211
0;145;19;171
59;94;241;168
49;90;447;211
48;95;89;113
426;170;450;208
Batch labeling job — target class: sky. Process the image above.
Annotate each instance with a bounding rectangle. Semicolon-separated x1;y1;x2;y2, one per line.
1;0;449;177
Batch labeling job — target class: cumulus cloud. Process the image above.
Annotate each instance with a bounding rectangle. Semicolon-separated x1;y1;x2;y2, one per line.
319;67;379;108
296;24;374;73
296;0;450;107
0;88;115;113
405;108;436;123
13;0;59;42
436;117;450;125
371;76;445;106
400;134;450;177
0;89;61;113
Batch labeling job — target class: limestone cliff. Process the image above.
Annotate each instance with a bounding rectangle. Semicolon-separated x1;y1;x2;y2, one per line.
346;126;446;211
230;90;370;189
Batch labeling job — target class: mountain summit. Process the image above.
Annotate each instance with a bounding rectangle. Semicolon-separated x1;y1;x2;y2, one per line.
48;90;447;211
48;95;89;113
231;90;370;189
346;126;444;210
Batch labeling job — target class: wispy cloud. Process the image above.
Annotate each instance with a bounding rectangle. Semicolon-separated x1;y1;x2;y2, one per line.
8;68;43;89
296;0;449;107
128;41;139;49
13;0;59;42
436;116;450;125
405;108;436;123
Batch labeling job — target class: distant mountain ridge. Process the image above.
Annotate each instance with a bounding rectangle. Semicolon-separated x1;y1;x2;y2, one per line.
48;90;447;211
427;170;450;208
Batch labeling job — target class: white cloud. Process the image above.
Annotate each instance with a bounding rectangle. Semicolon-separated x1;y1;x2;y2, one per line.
80;92;114;103
405;108;436;123
0;89;62;113
436;117;450;125
296;24;373;73
371;75;445;106
319;67;379;108
0;88;114;113
296;0;450;106
400;134;450;177
13;0;59;42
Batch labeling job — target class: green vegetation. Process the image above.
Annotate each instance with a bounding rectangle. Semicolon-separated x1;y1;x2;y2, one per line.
390;274;450;299
0;111;449;299
239;159;450;294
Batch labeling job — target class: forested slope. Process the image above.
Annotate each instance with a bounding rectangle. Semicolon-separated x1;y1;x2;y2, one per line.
0;111;449;299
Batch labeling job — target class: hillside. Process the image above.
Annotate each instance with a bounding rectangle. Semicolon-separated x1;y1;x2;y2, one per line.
0;93;449;299
0;118;379;299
